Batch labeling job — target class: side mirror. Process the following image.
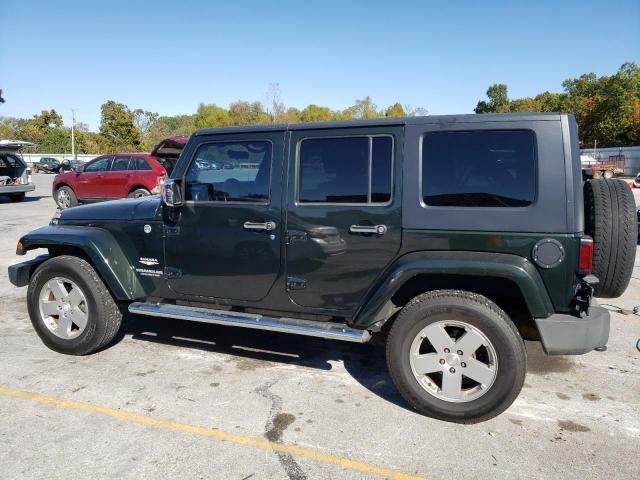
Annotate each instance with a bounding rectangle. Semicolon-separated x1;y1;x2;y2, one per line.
75;164;84;173
162;179;183;207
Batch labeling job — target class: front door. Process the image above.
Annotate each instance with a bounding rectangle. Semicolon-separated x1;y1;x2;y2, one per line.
164;132;285;302
76;156;113;199
286;126;403;314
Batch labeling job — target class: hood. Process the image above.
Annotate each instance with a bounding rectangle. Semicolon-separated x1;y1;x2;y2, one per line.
59;197;162;223
150;135;188;158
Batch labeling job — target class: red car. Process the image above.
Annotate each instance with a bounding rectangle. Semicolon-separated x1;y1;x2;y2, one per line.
52;136;187;209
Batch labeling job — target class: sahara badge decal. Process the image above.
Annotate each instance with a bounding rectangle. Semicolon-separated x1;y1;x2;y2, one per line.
136;257;162;277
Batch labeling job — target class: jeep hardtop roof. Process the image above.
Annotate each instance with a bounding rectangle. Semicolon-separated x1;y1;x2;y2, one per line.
194;113;566;136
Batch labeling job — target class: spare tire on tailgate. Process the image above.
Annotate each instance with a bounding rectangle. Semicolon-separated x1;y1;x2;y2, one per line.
584;179;637;298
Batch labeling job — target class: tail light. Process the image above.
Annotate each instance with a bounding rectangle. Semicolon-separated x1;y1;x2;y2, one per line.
151;173;167;194
579;236;594;274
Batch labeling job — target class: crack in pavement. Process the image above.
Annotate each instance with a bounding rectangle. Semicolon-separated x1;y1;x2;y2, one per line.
255;380;307;480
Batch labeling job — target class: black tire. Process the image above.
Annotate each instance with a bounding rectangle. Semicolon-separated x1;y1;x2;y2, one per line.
55;185;78;209
27;255;122;355
128;188;150;198
10;193;25;202
386;290;526;423
584;179;637;298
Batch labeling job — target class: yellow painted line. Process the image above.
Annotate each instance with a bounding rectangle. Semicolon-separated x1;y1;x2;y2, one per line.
0;386;426;480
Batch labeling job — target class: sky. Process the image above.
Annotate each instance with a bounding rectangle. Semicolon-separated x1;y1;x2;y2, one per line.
1;0;638;131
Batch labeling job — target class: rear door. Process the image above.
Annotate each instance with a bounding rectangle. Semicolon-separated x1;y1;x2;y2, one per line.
285;126;403;314
103;156;131;198
76;156;113;199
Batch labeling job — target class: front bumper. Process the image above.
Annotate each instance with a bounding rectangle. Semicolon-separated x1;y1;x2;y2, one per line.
8;254;49;287
534;301;610;355
0;184;35;195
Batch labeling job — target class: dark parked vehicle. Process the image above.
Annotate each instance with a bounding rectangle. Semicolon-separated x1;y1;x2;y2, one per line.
9;114;637;423
33;157;63;174
61;158;85;172
0;141;35;202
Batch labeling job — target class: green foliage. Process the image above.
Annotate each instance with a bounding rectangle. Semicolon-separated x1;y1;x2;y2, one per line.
385;103;406;118
475;63;640;146
194;103;231;129
99;100;141;152
2;90;427;153
475;84;510;113
228;101;270;126
299;104;334;123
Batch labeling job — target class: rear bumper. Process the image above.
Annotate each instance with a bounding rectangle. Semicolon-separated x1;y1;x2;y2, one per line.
534;302;610;355
0;184;35;195
8;255;49;287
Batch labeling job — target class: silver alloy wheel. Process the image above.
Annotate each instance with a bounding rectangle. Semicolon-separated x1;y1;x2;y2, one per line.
38;277;89;340
57;189;71;209
409;320;498;403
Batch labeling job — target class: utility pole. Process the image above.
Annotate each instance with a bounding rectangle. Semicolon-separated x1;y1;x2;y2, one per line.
71;109;76;160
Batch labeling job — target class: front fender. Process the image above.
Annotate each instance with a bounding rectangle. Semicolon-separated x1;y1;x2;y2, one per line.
17;225;144;300
352;251;556;329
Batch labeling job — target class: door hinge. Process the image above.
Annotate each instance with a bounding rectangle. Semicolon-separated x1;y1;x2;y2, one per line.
164;267;182;279
286;276;307;290
164;225;180;237
285;230;308;245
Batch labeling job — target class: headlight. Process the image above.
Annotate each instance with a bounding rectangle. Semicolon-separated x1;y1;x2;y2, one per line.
50;209;62;225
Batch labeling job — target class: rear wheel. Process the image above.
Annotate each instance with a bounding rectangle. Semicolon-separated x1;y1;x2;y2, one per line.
27;256;122;355
386;290;526;423
603;170;614;179
9;193;25;202
584;179;637;298
128;188;150;198
55;186;77;209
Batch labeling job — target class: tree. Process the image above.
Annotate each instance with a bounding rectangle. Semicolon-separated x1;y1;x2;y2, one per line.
348;96;381;119
300;104;334;123
266;82;285;123
99;100;141;152
474;84;510;113
228;101;269;126
385;103;406;118
133;109;159;138
194;103;231;129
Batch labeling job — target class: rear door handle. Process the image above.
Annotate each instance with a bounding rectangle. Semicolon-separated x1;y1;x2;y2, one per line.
243;221;276;232
350;224;388;235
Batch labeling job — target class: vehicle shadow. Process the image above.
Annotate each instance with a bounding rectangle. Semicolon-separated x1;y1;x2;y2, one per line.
0;195;45;204
114;313;411;411
112;314;577;414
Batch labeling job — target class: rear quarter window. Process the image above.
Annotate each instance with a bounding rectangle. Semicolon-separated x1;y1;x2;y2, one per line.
421;130;536;207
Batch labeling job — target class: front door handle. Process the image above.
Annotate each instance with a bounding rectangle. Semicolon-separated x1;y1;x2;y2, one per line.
243;221;276;232
350;224;388;235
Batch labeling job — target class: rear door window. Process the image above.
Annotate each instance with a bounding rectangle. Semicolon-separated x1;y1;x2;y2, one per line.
110;156;131;171
298;136;393;204
421;130;536;207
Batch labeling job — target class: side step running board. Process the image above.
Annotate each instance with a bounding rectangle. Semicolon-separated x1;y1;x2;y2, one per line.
128;302;371;343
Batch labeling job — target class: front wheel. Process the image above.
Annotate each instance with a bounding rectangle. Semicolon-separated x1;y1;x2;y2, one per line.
55;186;77;209
386;290;526;423
27;255;122;355
128;188;150;199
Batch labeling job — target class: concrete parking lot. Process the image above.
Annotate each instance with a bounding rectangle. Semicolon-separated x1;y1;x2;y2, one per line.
1;174;639;480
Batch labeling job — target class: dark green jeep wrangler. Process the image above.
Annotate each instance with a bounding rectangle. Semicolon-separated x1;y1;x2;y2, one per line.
9;113;637;423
